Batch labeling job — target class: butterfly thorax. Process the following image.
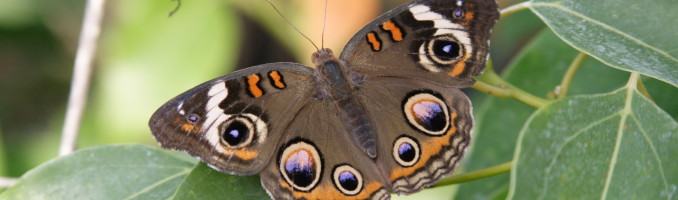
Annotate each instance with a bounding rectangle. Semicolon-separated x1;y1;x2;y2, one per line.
312;48;378;158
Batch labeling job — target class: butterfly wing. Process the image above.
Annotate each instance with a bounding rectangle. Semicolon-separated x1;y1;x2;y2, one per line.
257;100;390;200
149;63;316;175
335;0;498;195
340;0;499;87
359;77;474;194
256;76;476;199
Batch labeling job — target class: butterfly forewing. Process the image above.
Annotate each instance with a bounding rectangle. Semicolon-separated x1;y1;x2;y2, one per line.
149;63;316;175
340;0;499;87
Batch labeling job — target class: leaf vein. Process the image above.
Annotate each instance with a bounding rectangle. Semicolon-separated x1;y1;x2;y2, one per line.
630;113;671;199
122;169;191;200
539;112;621;199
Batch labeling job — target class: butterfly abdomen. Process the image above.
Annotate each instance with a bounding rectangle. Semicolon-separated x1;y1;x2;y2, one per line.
337;97;377;158
313;49;378;159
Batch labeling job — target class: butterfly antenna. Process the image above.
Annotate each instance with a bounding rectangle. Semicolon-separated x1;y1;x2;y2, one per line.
265;0;320;51
168;0;181;17
321;0;328;49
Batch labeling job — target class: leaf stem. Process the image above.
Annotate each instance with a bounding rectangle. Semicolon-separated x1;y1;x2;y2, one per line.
626;72;641;89
0;177;17;188
500;1;532;19
474;62;549;108
59;0;106;156
435;161;512;187
557;52;587;99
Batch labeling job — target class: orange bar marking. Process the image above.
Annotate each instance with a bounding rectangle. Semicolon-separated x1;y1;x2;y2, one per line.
222;148;259;161
381;20;404;42
246;74;263;98
234;149;259;160
448;54;469;77
366;32;382;51
268;71;286;89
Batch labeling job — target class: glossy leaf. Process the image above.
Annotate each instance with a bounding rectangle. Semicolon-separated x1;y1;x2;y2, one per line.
509;86;678;199
171;163;268;200
528;0;678;87
0;145;194;200
456;29;629;199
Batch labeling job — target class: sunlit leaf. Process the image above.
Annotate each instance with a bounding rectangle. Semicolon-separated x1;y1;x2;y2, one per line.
456;29;628;199
529;0;678;87
509;85;678;199
0;145;194;200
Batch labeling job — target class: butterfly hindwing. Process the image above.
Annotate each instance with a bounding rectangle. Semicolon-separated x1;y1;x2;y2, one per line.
259;100;391;200
359;76;474;194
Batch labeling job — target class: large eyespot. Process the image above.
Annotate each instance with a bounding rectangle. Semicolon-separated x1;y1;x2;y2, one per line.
218;116;255;148
332;164;363;196
427;36;463;65
393;136;421;167
279;139;323;192
403;92;451;135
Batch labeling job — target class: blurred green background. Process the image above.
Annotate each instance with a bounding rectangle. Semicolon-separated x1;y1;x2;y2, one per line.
0;0;538;192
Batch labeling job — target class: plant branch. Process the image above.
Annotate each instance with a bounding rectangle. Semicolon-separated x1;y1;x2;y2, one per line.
500;1;531;19
435;161;512;187
557;52;587;99
0;177;17;188
59;0;106;156
474;62;549;108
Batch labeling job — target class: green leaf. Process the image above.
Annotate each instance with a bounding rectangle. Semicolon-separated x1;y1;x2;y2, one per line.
644;77;678;120
509;85;678;199
0;145;194;200
528;0;678;87
456;28;629;199
171;163;268;200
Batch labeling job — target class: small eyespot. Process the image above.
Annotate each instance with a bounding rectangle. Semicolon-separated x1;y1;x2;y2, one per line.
332;164;363;196
219;117;254;147
279;139;322;192
403;92;450;136
427;37;462;64
187;114;200;123
452;8;464;19
393;136;420;167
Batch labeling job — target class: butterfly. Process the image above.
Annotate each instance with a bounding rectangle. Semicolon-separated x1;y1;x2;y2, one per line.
149;0;498;199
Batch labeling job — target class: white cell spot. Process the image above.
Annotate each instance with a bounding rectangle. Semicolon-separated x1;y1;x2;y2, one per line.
177;101;185;115
206;82;228;111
